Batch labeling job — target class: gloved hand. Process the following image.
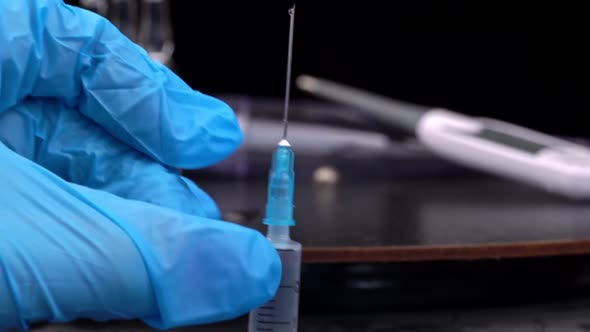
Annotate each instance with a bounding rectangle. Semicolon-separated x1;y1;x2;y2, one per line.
0;0;281;331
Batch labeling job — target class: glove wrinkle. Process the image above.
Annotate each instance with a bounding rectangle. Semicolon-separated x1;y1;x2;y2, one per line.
0;100;221;217
0;252;26;331
1;0;243;169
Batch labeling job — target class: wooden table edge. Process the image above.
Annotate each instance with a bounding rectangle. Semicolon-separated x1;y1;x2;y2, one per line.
302;239;590;263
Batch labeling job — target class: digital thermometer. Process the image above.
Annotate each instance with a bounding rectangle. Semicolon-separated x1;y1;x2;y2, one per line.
296;74;590;200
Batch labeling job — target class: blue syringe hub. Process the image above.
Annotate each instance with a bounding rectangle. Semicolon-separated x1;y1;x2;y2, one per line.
263;139;296;226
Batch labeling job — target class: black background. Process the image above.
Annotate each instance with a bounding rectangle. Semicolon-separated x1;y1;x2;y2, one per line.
68;1;590;137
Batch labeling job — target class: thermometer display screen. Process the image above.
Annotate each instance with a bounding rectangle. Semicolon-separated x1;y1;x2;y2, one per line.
475;127;547;153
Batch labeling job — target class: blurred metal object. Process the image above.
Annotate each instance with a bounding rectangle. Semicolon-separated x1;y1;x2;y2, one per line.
183;96;461;181
78;0;174;67
138;0;175;65
108;0;139;42
78;0;109;16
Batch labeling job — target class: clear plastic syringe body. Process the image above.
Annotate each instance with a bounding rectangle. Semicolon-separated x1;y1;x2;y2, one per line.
248;140;301;332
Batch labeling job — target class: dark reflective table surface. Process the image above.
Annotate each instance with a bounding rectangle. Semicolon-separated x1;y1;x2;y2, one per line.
192;173;590;262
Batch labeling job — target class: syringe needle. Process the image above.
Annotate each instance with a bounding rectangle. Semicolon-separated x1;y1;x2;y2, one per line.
282;4;296;140
248;5;301;332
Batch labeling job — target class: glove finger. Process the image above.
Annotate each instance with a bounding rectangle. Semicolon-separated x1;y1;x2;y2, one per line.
73;183;282;329
0;143;281;330
0;142;157;329
0;99;220;218
0;0;242;169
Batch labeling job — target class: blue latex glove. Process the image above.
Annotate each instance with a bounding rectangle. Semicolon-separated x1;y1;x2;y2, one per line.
0;0;281;331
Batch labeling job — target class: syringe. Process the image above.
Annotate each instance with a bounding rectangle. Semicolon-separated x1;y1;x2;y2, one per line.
247;139;301;332
248;4;301;332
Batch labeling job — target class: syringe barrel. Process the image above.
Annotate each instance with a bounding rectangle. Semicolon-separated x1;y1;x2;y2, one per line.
263;143;295;226
248;239;302;332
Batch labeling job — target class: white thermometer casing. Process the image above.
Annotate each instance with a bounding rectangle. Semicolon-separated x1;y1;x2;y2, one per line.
416;109;590;199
